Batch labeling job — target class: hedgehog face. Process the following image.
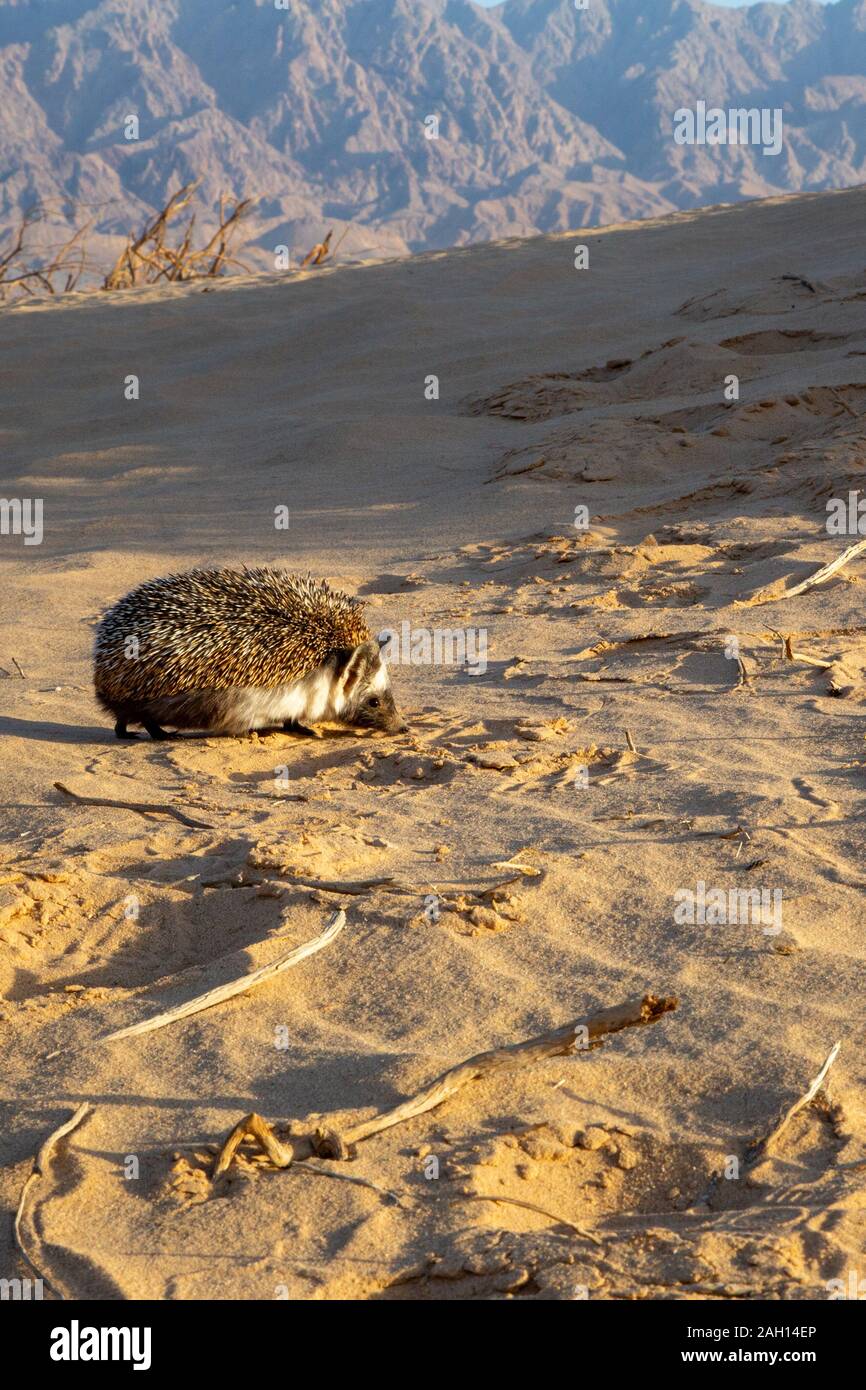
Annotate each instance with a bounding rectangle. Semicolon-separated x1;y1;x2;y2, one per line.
347;682;405;734
333;641;406;735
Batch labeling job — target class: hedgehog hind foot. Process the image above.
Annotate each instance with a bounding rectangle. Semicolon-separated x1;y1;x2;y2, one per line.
143;718;173;741
112;716;171;740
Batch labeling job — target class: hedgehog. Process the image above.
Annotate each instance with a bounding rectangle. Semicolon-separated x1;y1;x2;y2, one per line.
93;567;406;740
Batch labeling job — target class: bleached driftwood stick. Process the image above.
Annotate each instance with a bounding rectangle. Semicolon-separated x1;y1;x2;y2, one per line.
54;780;214;830
321;994;677;1153
489;859;542;877
14;1103;93;1296
746;1040;841;1166
101;910;346;1042
789;651;834;670
214;992;677;1175
781;635;834;669
742;538;866;608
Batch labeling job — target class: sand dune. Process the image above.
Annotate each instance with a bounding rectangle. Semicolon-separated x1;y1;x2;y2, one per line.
1;185;865;1300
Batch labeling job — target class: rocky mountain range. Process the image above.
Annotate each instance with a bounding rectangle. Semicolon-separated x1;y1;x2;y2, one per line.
0;0;864;272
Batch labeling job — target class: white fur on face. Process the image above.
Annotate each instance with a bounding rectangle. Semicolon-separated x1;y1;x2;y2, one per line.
369;661;390;693
331;651;390;715
231;652;392;731
231;655;391;730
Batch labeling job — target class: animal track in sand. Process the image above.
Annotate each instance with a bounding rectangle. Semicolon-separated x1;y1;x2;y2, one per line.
448;1121;714;1226
587;580;710;611
0;862;103;998
356;749;463;788
489;385;866;495
467;338;765;422
675;275;831;320
719;329;852;355
357;572;427;595
567;534;808;614
677;269;866;322
469;745;607;788
228;744;366;786
0;847;298;998
423;531;612;596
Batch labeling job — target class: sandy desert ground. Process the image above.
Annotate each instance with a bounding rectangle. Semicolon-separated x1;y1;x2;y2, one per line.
1;184;866;1300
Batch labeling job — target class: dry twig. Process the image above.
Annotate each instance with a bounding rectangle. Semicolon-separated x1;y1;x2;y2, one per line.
698;1040;843;1206
281;874;396;895
103;183;255;290
297;1162;406;1207
452;1193;602;1244
0;206;91;300
781;635;834;670
53;780;214;829
300;228;339;268
101;910;346;1042
741;539;866;607
14;1103;93;1297
214;992;677;1175
746;1041;842;1166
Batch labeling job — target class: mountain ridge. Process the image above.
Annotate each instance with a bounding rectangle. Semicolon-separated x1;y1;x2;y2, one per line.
0;0;864;271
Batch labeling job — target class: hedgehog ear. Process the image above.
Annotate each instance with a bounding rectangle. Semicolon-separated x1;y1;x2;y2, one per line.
332;643;373;702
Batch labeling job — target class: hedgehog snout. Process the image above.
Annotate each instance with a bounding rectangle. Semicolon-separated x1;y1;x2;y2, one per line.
349;685;406;735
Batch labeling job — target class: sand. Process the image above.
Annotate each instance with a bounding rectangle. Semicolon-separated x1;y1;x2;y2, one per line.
1;185;865;1301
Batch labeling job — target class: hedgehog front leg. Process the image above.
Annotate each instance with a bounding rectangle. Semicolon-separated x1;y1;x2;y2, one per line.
114;718;139;740
283;719;323;739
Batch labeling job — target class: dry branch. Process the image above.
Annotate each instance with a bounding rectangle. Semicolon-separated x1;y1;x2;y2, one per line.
187;192;256;276
0;207;91;300
741;539;866;608
300;228;333;268
14;1103;93;1297
789;652;833;670
101;910;346;1042
297;1162;406;1207
103;182;198;289
201;867;530;900
53;780;214;829
201;868;397;893
746;1041;842;1166
103;183;255;290
282;874;396;895
782;635;834;670
214;992;677;1175
489;859;542;877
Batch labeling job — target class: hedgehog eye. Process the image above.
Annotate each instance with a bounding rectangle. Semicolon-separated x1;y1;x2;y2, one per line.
367;697;381;708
